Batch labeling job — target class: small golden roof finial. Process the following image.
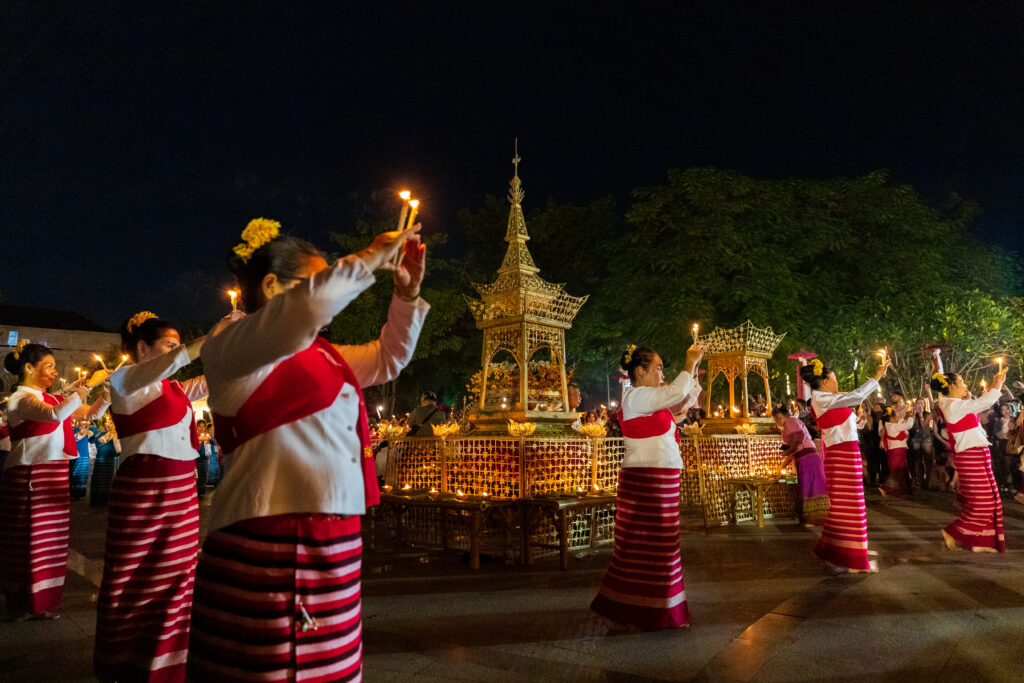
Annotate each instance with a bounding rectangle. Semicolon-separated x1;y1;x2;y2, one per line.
512;138;521;178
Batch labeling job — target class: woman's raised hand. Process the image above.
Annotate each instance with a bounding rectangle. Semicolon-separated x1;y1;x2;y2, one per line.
684;343;706;374
393;234;426;300
993;363;1009;390
874;357;892;380
359;225;422;273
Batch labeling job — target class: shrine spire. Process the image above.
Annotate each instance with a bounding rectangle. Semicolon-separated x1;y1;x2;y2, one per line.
501;139;538;274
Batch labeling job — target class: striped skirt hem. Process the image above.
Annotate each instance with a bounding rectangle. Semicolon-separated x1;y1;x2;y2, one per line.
814;441;871;571
945;447;1005;552
94;455;200;683
0;463;69;616
591;467;688;630
188;513;363;682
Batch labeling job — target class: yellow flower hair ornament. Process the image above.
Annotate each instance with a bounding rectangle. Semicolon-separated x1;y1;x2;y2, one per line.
810;359;824;376
932;372;948;389
233;218;281;263
126;311;158;333
12;339;29;360
623;344;638;365
886;406;893;416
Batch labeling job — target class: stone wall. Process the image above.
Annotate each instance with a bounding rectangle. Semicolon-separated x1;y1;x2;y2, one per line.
1;325;121;391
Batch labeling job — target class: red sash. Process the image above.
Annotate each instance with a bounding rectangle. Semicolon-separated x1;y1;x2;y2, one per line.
618;408;679;443
110;379;200;449
811;405;853;430
882;425;908;451
11;392;76;456
212;337;379;507
943;410;980;452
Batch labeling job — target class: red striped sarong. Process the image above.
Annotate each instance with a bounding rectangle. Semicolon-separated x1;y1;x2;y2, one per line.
814;441;872;571
881;447;912;498
591;468;687;630
94;455;199;682
0;463;70;616
945;446;1005;552
188;514;363;682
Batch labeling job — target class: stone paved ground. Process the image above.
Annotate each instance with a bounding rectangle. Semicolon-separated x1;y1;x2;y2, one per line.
3;488;1024;682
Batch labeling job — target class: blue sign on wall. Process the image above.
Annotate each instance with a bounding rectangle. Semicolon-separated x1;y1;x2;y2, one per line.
6;331;17;346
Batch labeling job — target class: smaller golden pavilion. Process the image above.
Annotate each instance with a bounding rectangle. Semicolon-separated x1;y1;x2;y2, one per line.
464;146;588;432
700;321;785;433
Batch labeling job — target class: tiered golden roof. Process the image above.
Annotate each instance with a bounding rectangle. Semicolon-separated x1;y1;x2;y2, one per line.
465;148;588;330
464;144;589;427
700;320;786;357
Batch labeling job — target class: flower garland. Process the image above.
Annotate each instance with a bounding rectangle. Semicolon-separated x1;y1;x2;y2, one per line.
932;372;948;389
233;218;281;262
810;358;824;376
12;339;29;360
126;311;158;332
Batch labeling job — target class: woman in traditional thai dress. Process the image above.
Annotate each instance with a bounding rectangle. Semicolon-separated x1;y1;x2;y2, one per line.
800;357;890;573
879;403;915;498
187;218;428;681
1;342;109;619
591;342;703;631
772;405;828;526
932;368;1007;552
93;311;216;682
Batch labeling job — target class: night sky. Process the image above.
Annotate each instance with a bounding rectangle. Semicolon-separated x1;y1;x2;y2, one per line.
3;2;1022;330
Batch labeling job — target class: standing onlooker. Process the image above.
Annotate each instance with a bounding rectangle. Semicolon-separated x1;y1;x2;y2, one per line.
991;403;1014;491
908;399;935;489
407;391;446;436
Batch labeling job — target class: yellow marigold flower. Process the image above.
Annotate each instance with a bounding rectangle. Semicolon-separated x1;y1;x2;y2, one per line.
127;311;158;332
233;217;281;262
232;243;255;261
810;359;824;376
623;344;637;364
932;372;948;388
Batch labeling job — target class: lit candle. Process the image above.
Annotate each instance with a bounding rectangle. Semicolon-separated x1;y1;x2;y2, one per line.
393;198;421;268
113;354;129;372
456;489;465;497
405;199;419;232
691;322;699;342
396;190;411;232
981;379;987;391
227;289;239;312
383;484;392;493
481;491;489;498
93;354;110;372
875;348;887;359
996;357;1004;372
402;483;411;491
376;404;383;420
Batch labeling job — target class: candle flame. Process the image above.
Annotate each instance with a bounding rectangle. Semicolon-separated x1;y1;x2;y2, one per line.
456;489;465;496
875;348;887;358
402;483;411;490
74;367;81;372
409;199;419;209
399;190;411;200
93;354;102;362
